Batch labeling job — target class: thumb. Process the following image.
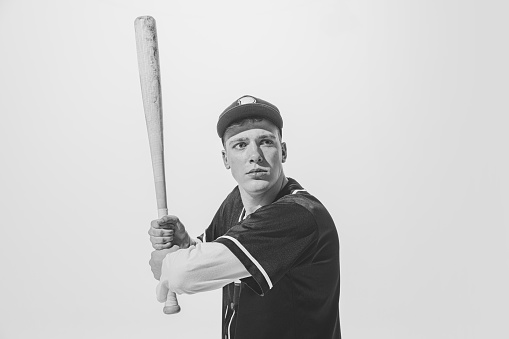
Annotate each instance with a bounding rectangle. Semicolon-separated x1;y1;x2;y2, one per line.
156;280;169;303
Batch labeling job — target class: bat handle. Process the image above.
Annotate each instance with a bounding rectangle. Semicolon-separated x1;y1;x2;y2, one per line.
163;292;181;314
157;208;181;314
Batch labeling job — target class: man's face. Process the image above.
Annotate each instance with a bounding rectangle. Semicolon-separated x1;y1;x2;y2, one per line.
222;119;287;196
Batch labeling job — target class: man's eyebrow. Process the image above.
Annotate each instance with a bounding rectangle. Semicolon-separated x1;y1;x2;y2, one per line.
227;137;249;145
258;134;277;140
227;134;277;146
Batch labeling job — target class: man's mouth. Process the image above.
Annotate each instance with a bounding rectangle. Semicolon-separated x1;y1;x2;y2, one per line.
247;168;268;174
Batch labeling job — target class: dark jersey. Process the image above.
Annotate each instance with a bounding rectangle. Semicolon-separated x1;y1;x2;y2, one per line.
198;178;340;339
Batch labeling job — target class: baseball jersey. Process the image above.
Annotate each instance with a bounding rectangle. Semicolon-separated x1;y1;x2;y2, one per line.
198;178;341;339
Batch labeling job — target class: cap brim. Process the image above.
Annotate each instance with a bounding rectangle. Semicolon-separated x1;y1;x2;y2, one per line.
217;104;283;138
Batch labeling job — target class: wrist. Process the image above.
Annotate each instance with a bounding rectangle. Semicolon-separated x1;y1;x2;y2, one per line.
179;232;193;248
188;237;198;247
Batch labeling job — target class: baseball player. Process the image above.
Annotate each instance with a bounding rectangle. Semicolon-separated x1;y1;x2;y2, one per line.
149;95;341;339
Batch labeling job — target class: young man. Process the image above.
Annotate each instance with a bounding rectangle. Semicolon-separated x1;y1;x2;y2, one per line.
149;95;341;339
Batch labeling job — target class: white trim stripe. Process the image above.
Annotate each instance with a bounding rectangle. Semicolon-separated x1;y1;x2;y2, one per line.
238;207;246;222
227;309;235;339
292;189;307;194
219;235;273;289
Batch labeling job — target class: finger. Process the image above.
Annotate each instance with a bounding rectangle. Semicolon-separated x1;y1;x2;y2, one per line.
160;229;174;236
150;236;174;244
151;219;162;229
148;228;174;237
153;242;174;250
158;215;180;227
151;218;176;229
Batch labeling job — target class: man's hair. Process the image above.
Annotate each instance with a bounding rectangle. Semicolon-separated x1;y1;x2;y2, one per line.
221;118;283;146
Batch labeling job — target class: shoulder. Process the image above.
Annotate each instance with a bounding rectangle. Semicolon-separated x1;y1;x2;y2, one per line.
274;180;337;233
279;190;325;215
276;179;329;218
255;198;315;221
244;196;319;240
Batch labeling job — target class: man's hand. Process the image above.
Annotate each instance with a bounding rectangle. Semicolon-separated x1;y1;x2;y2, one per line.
148;215;192;250
149;245;179;280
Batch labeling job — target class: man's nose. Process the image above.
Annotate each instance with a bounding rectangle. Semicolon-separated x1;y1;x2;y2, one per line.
248;145;263;163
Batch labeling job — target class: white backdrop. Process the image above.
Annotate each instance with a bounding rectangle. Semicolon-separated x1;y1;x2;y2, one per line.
0;0;507;338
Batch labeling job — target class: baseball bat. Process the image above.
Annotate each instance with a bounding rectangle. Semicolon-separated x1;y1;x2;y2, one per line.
134;15;181;315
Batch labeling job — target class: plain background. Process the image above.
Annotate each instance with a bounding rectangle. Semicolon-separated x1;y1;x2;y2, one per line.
0;0;507;338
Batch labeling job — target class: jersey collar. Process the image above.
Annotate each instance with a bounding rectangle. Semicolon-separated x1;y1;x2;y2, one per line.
272;177;303;203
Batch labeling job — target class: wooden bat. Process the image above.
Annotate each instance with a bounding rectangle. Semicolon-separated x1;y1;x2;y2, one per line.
134;15;181;315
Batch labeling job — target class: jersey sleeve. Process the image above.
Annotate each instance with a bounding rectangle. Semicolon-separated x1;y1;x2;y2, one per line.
214;201;318;296
157;242;250;297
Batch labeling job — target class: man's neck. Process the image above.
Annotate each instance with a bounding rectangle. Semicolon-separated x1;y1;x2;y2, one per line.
240;176;289;216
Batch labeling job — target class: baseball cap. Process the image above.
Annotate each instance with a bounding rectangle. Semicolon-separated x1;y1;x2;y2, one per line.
217;95;283;138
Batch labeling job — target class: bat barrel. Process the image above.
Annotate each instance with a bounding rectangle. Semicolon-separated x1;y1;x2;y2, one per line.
134;16;167;214
135;15;181;315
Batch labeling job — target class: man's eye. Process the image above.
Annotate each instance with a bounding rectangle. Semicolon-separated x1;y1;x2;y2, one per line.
234;142;247;149
260;139;274;146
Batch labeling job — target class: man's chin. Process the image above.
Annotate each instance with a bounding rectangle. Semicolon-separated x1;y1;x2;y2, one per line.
241;178;273;194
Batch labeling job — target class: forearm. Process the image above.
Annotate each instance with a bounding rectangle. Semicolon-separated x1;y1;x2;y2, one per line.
160;242;250;295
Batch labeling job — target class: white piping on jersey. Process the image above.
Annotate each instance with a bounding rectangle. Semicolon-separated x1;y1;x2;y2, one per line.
292;189;307;194
219;235;273;290
227;309;236;339
203;231;206;243
238;207;246;222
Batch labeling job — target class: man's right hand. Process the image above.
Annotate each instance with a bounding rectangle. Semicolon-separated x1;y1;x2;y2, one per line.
149;215;192;249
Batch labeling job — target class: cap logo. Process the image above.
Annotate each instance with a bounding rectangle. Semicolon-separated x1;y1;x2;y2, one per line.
237;96;256;106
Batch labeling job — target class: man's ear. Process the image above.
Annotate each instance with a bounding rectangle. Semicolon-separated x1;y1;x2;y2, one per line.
281;142;288;163
222;150;230;169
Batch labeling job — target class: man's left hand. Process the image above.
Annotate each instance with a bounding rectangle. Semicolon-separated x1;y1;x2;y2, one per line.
149;245;180;280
